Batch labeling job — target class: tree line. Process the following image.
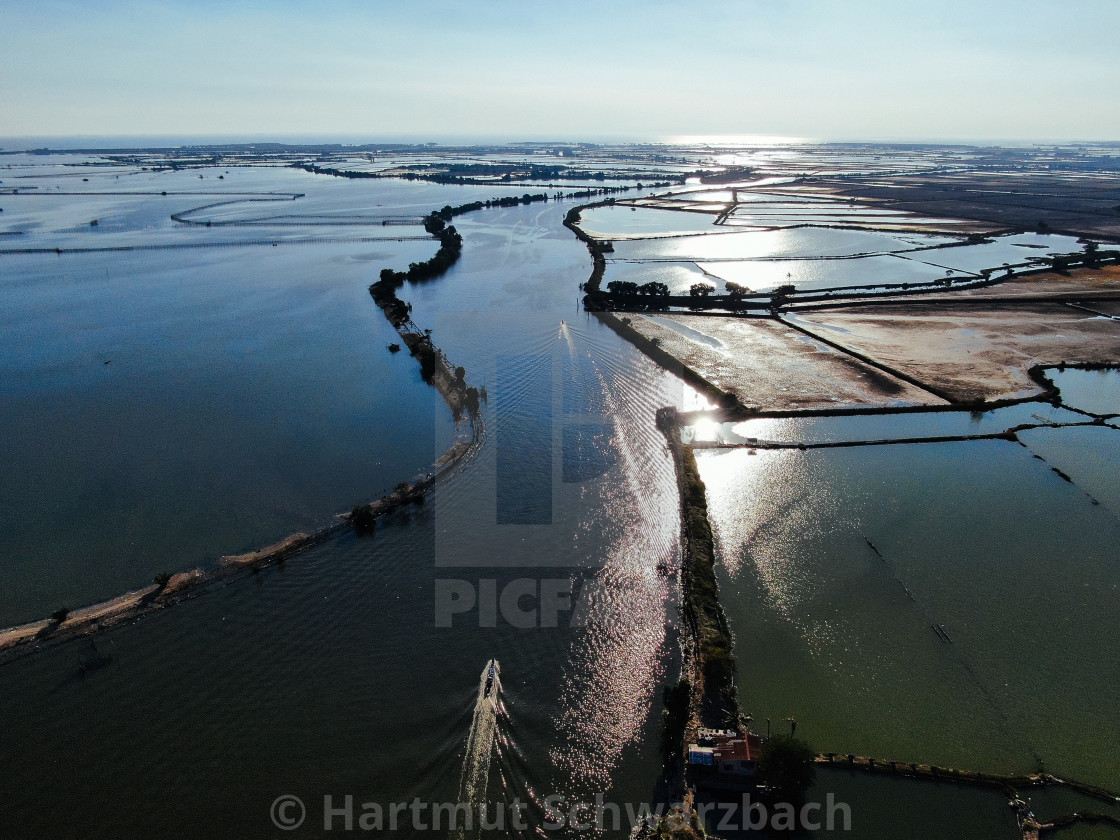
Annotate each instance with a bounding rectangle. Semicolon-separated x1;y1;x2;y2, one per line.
294;162;676;192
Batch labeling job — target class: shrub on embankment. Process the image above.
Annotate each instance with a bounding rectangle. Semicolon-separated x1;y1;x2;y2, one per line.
372;200;537;304
403;333;438;383
382;213;464;284
368;213;462;324
662;679;691;762
350;504;378;534
562;200;614;296
759;735;818;805
369;201;490;419
675;438;739;722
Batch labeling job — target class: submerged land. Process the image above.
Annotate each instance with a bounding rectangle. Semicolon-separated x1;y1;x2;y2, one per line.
1;139;1119;839
559;144;1120;837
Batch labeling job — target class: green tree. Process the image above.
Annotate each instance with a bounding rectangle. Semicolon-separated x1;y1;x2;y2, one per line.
351;505;377;535
661;679;690;761
759;735;816;802
769;283;796;310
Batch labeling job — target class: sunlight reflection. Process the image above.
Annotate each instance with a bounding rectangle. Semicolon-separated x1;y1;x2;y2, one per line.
694;448;836;613
730;418;796;442
691;417;721;442
661;134;810;147
681;387;718;413
548;338;679;794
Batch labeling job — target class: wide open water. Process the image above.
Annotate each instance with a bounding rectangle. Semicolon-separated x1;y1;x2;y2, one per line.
0;182;690;838
1;157;1111;838
0;236;452;625
698;438;1120;790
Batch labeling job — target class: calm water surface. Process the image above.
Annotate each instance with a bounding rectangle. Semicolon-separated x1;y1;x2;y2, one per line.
1046;368;1120;416
1;157;1113;838
699;439;1120;789
1;175;687;838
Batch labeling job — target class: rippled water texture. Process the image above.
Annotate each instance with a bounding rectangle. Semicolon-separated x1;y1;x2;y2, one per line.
699;439;1120;788
3;152;1116;839
0;171;687;837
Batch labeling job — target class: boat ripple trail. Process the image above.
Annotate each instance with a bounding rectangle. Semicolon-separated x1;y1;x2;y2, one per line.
457;660;502;811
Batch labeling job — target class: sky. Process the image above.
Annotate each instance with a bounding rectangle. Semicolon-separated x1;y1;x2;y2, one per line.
1;0;1118;144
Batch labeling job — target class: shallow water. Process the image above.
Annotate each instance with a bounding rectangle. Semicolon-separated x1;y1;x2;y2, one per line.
697;253;959;292
696;768;1020;839
3;149;1118;839
602;253;958;296
1046;368;1120;415
681;402;1086;445
0;238;453;625
913;232;1085;274
609;227;952;262
1;163;648;625
1018;425;1120;518
592;199;1085;294
0;180;688;837
0;164;597;251
1025;784;1120;824
580;204;721;238
699;439;1120;789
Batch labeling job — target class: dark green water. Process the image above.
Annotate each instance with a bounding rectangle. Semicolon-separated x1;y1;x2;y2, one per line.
699;438;1120;790
1019;425;1120;518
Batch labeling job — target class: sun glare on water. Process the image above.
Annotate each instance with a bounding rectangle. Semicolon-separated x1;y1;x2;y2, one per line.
660;134;813;147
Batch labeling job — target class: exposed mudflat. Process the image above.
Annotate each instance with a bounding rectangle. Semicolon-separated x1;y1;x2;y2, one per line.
966;265;1120;298
628;313;946;410
787;303;1120;402
808;265;1120;306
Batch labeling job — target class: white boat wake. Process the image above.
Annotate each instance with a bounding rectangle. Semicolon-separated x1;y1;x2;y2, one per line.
559;320;577;355
457;659;501;812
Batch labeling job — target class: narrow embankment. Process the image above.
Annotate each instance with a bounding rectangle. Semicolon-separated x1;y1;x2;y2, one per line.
0;479;437;659
564;211;1119;416
817;753;1120;839
655;406;741;804
0;197;495;661
654;398;1120;839
563;201;612;294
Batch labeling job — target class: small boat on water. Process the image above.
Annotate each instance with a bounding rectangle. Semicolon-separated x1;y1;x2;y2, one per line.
483;659;499;698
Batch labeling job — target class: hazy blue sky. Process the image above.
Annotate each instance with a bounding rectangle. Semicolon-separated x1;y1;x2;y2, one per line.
2;0;1118;142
